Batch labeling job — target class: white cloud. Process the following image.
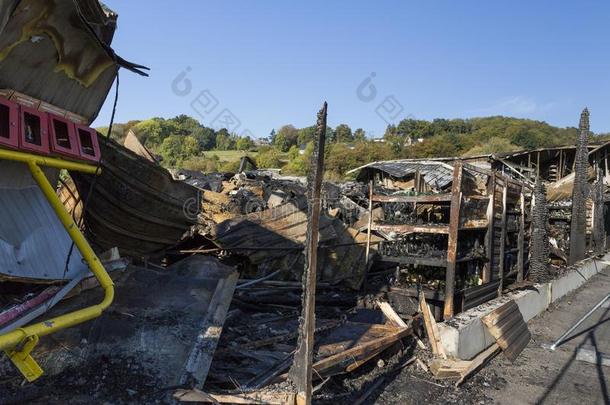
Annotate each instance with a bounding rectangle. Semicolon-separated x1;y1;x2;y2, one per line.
470;96;557;117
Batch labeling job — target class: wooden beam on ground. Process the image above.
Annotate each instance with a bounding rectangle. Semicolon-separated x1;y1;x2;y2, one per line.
455;343;500;386
174;388;297;404
289;103;327;405
444;161;463;320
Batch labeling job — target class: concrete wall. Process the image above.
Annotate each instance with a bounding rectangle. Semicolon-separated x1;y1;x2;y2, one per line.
438;252;610;360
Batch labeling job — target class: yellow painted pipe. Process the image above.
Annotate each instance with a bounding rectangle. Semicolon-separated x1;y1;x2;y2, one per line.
0;150;114;352
0;148;100;174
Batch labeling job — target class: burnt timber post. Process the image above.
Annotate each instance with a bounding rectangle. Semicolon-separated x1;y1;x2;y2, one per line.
365;178;374;265
569;108;590;264
443;161;463;320
289;102;327;405
592;172;605;255
483;173;496;283
497;182;507;297
517;187;525;282
530;176;550;282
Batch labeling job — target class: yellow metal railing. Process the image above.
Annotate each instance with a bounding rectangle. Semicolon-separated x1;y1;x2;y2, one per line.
0;148;114;381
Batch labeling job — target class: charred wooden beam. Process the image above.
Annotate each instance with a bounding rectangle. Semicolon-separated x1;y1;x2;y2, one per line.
483;173;496;283
289;102;327;405
444;161;463;320
530;176;550;282
592;172;605;255
373;223;449;234
497;182;507;297
569;108;590;264
371;193;452;203
517;188;525;282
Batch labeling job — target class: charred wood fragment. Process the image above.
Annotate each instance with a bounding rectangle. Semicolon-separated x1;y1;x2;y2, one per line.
569;108;590;264
289;102;328;405
530;177;550;282
591;172;605;255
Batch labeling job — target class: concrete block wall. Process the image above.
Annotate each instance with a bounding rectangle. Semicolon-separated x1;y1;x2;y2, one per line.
438;252;610;360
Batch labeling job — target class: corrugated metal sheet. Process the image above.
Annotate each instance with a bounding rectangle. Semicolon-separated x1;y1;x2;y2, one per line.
349;160;458;190
481;300;531;362
212;199;372;289
0;161;87;281
69;136;200;258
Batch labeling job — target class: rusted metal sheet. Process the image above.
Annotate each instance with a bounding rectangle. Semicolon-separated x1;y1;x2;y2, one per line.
481;300;530;362
69;136;200;258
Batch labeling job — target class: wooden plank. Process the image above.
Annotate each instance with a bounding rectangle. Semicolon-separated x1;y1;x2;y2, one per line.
430;358;471;379
444;161;463;320
180;271;239;387
378;301;408;328
311;327;412;377
379;255;446;268
420;293;446;358
456;343;500;386
459;219;489;230
372;223;449;234
174;388;296;404
371;193;452;203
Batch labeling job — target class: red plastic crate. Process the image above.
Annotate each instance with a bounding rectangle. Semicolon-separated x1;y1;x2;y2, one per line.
49;114;80;158
75;124;101;162
18;106;49;154
0;97;19;149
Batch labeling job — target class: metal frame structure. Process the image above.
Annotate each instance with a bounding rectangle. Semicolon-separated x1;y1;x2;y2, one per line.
0;148;114;381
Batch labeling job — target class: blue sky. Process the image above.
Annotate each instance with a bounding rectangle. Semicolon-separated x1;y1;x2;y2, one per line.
94;1;610;138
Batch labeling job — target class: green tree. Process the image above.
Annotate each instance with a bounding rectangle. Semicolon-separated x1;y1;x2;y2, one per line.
236;136;255;151
335;124;353;143
215;128;237;150
353;128;366;142
274;125;299;152
192;126;216;150
256;147;283;168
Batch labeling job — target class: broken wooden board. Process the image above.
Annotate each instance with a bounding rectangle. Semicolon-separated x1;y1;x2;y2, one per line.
419;293;446;358
481;300;530;362
312;321;412;378
174;388;296;404
429;358;471;379
456;343;500;386
378;301;408;328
